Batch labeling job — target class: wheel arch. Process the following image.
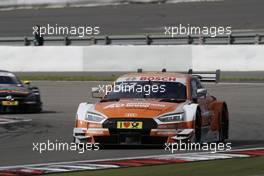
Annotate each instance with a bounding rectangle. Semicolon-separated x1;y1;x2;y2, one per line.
211;101;229;139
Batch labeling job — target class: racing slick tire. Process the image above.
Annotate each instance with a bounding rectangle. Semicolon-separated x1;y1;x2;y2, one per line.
218;106;229;142
194;109;202;143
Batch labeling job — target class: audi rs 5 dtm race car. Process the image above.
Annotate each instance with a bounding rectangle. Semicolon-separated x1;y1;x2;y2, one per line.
0;70;42;113
73;69;229;145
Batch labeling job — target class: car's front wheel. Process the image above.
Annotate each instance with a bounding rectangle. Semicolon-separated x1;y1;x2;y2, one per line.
219;107;229;142
194;110;202;143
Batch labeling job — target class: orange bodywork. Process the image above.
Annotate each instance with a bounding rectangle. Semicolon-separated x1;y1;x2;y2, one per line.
74;72;228;145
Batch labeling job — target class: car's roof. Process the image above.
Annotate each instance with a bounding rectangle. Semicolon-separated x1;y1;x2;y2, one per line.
0;70;11;73
0;70;16;77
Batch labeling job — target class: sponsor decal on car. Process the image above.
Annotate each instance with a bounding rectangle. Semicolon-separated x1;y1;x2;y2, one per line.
140;76;177;82
117;121;143;129
2;101;19;106
116;76;186;84
103;102;166;109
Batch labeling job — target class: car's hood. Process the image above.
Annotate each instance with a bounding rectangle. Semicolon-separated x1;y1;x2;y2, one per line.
95;99;186;118
0;84;30;96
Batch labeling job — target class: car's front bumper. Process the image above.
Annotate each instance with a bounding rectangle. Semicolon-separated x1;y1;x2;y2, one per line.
0;101;42;113
73;119;195;145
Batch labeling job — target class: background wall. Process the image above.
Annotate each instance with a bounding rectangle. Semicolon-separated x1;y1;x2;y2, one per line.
0;45;262;72
192;46;264;71
0;46;83;72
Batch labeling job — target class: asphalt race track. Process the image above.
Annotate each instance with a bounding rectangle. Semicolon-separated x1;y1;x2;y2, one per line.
0;81;264;167
0;0;264;37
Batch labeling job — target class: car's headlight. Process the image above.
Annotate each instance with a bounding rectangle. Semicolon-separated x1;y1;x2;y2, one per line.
158;113;184;122
85;111;105;123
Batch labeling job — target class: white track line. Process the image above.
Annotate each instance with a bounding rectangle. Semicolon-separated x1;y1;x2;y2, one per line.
0;116;32;125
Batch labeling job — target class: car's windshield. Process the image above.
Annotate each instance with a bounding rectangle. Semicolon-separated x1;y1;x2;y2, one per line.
105;81;187;100
0;76;21;85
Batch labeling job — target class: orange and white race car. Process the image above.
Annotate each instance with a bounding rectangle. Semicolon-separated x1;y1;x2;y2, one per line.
73;69;229;145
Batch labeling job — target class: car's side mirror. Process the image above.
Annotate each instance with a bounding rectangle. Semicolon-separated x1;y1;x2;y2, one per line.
24;80;31;86
197;88;207;98
91;87;104;99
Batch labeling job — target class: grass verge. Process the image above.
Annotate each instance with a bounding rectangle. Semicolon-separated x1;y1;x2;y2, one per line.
47;156;264;176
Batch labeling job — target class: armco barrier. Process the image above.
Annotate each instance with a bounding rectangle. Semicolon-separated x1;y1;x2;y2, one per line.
1;32;264;46
0;45;263;72
0;0;206;8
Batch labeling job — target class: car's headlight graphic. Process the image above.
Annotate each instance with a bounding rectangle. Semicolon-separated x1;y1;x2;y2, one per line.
85;111;105;123
158;113;184;122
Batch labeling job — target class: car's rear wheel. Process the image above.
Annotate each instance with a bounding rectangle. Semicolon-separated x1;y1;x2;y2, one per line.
195;110;202;143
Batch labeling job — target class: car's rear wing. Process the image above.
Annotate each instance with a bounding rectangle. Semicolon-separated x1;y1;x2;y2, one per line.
187;69;221;83
136;68;220;83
